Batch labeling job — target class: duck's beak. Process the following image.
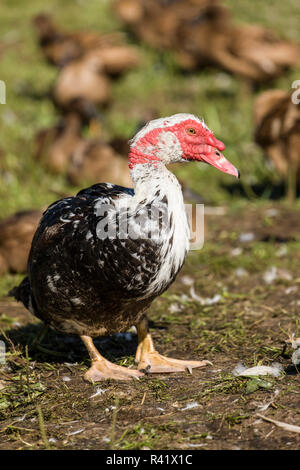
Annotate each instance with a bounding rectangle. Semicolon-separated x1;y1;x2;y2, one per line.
201;148;240;179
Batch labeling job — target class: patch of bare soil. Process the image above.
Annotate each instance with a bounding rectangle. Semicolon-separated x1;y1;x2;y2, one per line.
0;205;299;450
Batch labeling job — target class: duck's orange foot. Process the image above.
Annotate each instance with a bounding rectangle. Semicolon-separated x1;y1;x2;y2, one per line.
137;351;211;374
84;359;144;382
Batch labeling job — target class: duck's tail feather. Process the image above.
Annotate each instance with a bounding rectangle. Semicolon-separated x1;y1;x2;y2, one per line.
9;277;35;314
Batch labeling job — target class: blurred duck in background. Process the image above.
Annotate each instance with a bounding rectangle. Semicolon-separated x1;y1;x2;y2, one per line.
114;0;300;83
33;13;141;123
52;51;112;119
34;109;159;188
0;211;43;275
32;13;140;69
114;0;226;52
34;113;131;188
67;138;131;187
34;112;85;174
254;89;300;201
177;20;300;83
51;45;141;119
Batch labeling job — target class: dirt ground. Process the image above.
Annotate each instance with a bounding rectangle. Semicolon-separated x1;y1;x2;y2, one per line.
0;204;299;450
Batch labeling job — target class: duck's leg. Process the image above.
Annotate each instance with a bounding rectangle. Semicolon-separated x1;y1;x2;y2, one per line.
135;317;211;374
31;325;65;357
31;324;49;348
81;335;144;382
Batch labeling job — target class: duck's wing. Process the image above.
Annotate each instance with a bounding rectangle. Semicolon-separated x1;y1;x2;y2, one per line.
34;183;134;242
76;182;134;199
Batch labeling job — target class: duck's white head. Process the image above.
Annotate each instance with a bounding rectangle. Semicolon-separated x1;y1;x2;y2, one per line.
129;113;239;178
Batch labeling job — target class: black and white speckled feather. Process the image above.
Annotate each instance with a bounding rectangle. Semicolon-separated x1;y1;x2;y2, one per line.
14;162;190;337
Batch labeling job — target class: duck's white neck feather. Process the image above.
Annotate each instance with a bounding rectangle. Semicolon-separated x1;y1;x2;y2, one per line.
130;163;190;294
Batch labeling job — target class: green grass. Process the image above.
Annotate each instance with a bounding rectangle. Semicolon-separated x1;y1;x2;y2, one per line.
0;0;299;215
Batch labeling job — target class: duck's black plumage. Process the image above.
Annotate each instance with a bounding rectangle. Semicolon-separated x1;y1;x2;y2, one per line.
14;182;177;336
11;114;237;380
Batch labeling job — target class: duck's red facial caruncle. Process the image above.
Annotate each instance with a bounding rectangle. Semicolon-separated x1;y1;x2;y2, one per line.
129;114;239;178
174;119;240;179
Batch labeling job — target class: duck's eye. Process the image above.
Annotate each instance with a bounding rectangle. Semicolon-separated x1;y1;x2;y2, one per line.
186;127;196;135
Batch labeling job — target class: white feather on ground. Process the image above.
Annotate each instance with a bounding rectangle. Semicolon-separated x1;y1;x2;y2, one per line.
232;362;284;377
256;414;300;434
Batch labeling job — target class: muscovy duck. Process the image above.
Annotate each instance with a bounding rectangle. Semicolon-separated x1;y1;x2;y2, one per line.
12;114;239;381
0;210;43;275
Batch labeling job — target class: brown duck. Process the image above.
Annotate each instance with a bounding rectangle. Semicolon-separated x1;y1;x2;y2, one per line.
115;0;300;82
254;89;300;199
178;22;300;82
0;210;43;275
34;113;85;174
33;13;134;67
52;52;111;117
67;138;131;188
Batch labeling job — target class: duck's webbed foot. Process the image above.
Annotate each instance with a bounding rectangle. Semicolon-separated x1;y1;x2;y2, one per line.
135;318;211;374
81;335;144;382
85;359;144;382
137;351;210;374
